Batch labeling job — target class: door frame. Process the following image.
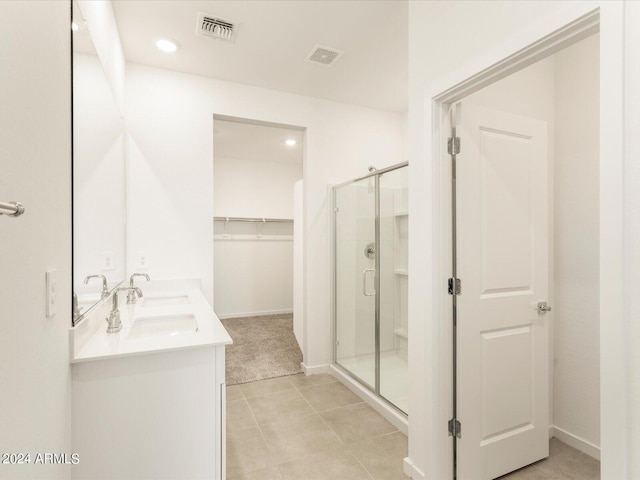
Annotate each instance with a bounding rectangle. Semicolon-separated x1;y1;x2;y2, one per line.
408;3;626;479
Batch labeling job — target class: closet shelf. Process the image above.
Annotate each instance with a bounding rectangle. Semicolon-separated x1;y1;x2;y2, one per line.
213;216;293;223
213;234;292;241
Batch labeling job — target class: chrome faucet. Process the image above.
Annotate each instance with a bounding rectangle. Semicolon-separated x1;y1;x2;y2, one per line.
127;273;150;304
106;286;143;333
84;274;109;298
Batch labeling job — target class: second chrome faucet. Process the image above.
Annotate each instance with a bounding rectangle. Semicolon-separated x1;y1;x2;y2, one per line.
104;273;151;333
106;286;142;333
127;273;150;304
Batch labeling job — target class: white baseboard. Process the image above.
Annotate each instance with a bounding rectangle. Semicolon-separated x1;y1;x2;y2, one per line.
216;309;293;320
550;425;600;460
403;457;425;480
301;363;329;375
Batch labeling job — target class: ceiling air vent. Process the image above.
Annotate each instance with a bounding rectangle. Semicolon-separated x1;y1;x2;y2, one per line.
305;45;344;67
196;12;238;42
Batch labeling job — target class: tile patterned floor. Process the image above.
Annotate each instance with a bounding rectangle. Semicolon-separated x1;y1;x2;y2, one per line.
226;374;409;480
498;437;600;480
227;374;600;480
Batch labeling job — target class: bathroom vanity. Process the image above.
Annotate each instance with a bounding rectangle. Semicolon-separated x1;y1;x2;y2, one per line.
69;280;231;480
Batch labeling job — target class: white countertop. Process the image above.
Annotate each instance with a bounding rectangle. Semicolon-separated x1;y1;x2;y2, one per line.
70;280;232;363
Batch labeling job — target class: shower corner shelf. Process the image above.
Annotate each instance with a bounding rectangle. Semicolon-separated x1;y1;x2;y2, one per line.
394;328;408;339
393;210;408;217
394;269;408;276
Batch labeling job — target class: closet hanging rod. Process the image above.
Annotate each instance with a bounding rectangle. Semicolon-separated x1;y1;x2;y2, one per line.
213;216;293;223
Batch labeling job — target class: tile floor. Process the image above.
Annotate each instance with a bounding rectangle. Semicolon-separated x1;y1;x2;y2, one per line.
498;437;600;480
227;373;600;480
226;373;408;480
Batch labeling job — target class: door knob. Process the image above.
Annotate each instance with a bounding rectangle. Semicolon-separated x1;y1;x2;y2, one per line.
537;301;552;314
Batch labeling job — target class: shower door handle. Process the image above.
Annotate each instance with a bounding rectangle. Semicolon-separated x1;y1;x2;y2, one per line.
362;269;376;296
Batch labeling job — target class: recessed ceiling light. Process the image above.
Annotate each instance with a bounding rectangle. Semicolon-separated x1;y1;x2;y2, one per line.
156;38;180;53
285;139;297;147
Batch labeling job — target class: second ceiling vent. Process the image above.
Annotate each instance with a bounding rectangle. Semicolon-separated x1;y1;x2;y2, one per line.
305;45;344;67
196;12;238;42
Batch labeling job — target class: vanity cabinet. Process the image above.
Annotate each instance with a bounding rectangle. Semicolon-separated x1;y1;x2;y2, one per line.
72;346;226;479
70;281;231;479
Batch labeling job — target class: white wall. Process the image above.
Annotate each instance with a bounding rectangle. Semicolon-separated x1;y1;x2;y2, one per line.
77;0;126;113
463;58;556;122
0;1;72;479
553;34;600;454
125;63;404;368
213;156;301;219
213;155;301;318
405;2;632;479
626;3;640;477
73;53;126;288
213;228;294;318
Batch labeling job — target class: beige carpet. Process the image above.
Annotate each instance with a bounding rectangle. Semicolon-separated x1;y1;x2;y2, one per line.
221;313;303;385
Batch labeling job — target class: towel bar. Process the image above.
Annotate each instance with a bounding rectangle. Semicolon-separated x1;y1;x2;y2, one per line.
0;201;24;217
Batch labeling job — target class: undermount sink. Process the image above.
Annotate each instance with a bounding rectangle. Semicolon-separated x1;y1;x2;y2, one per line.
141;295;190;308
129;313;199;339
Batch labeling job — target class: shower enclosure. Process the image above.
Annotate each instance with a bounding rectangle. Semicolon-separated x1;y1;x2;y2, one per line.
333;162;408;414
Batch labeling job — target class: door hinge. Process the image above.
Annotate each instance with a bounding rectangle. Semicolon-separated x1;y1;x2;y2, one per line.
448;418;462;438
447;136;460;155
448;277;461;295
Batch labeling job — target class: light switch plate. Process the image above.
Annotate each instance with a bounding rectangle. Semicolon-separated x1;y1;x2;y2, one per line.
46;269;57;318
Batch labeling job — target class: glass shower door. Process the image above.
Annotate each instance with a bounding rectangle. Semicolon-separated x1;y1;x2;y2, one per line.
334;177;377;390
378;167;408;414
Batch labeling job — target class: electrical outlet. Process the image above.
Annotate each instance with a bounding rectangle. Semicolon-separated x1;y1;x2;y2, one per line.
138;251;148;269
46;269;57;318
102;251;114;271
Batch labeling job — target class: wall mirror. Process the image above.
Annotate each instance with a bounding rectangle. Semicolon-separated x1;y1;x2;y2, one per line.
72;0;126;323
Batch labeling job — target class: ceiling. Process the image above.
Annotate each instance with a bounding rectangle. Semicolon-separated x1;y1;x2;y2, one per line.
213;119;303;164
111;0;408;112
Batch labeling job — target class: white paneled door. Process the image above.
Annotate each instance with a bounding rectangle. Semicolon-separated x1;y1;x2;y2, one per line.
456;103;550;479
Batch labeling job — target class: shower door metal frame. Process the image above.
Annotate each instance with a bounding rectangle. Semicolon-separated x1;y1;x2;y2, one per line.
332;161;408;409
